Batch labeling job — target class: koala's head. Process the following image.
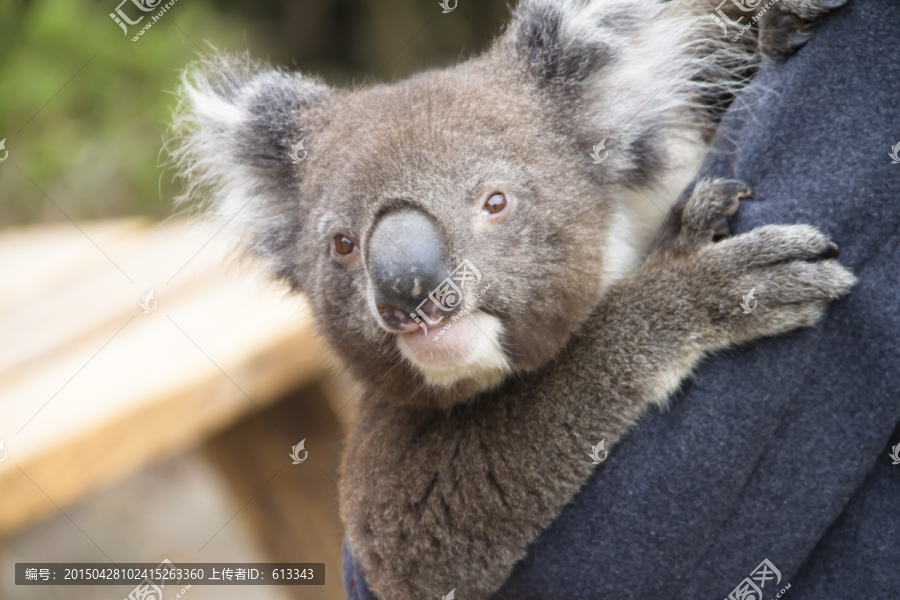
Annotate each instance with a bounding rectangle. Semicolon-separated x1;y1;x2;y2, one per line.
172;0;722;409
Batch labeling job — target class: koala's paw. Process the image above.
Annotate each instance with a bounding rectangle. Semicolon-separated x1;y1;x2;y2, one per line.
758;0;848;57
704;223;857;340
778;0;848;21
653;178;752;253
681;178;751;243
646;178;854;344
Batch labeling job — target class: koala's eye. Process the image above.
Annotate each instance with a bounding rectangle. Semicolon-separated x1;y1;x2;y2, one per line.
333;235;357;256
482;193;508;215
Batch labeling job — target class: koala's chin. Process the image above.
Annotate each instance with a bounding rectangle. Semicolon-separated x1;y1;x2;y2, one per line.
395;310;512;392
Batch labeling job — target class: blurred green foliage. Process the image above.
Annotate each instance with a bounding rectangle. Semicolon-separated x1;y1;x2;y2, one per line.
0;0;248;225
0;0;508;227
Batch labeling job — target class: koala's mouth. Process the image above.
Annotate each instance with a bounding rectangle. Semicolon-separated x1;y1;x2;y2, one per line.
395;310;511;390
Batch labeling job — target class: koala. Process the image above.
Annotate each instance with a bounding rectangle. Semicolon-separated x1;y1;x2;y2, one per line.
170;0;853;598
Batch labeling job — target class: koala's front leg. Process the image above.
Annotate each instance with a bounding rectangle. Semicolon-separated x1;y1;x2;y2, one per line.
599;177;856;405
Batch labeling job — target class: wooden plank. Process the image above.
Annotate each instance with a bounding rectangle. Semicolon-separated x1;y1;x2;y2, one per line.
0;218;339;538
204;383;348;600
0;219;150;314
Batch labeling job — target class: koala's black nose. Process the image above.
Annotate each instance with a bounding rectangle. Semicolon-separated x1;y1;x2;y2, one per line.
368;209;451;328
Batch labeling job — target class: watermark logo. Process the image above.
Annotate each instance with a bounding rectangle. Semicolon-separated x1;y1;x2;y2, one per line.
590;439;608;465
125;558;176;600
725;559;788;600
289;139;308;164
890;443;900;465
0;439;7;463
442;589;456;600
0;138;8;163
140;288;157;314
110;0;161;34
438;0;458;13
708;9;736;34
111;0;182;41
290;439;308;465
408;259;483;335
709;0;768;40
127;580;163;600
889;141;900;164
590;139;608;163
740;288;757;314
410;260;493;342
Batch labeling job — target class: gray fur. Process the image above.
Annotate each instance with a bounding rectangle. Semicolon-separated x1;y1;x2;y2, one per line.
339;179;855;600
169;0;852;598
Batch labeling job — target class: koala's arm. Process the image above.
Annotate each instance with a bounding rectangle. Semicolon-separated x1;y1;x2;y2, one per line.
340;179;856;600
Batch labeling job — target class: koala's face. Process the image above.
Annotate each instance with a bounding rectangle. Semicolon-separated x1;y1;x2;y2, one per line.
294;62;612;408
175;2;701;409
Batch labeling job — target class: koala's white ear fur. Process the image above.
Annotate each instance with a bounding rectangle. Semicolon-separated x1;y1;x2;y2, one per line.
170;53;331;287
505;0;750;112
502;0;753;185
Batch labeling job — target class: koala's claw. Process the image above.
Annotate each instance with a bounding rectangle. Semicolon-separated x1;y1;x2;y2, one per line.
713;220;732;240
717;179;754;204
759;0;848;57
760;12;819;56
790;29;816;50
781;0;848;19
820;243;840;259
680;178;752;247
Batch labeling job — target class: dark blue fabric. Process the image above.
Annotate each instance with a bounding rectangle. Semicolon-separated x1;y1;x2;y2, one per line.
343;1;900;598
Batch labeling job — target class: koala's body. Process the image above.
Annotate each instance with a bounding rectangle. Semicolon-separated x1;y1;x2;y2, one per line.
172;0;853;598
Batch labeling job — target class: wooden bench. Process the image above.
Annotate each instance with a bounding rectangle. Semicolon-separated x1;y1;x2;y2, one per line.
0;218;356;540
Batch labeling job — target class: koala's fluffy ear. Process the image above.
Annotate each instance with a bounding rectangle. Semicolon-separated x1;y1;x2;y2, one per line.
171;54;332;289
500;0;749;184
504;0;616;94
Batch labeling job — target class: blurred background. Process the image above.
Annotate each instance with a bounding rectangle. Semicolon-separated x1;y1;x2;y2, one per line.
0;0;510;598
0;0;511;225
